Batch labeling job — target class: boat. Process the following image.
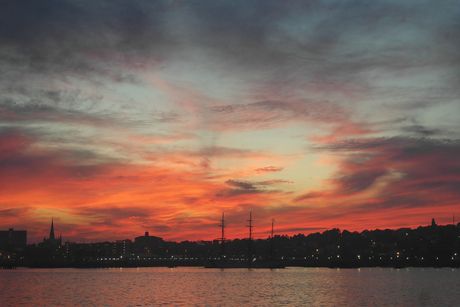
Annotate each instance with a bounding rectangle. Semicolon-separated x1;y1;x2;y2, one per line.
205;212;285;269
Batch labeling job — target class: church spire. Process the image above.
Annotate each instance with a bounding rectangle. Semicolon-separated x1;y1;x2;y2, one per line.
50;218;55;240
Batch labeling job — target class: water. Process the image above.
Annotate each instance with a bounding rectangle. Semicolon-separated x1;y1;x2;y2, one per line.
0;267;458;306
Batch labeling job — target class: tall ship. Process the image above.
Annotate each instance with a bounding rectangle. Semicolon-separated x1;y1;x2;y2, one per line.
205;212;285;269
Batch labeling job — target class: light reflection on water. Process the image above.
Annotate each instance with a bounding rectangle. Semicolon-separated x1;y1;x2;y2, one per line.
0;267;458;306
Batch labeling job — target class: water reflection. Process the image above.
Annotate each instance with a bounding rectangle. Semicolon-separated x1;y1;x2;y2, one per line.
0;267;458;306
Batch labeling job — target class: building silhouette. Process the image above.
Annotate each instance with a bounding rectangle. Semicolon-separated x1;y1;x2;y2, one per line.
134;231;163;255
6;217;459;268
0;228;27;252
42;218;62;248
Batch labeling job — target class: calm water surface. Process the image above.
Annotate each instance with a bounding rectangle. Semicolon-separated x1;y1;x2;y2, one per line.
0;267;459;306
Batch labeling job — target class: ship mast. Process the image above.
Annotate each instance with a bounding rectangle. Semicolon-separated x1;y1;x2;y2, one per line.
270;218;275;260
271;218;274;238
247;211;253;265
218;212;225;258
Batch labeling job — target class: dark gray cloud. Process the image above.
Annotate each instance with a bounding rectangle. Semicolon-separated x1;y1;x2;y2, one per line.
225;179;257;191
216;179;289;198
1;0;459;133
309;136;460;208
0;93;107;124
0;1;167;73
0;128;118;190
216;179;264;197
339;170;387;193
401;125;445;137
2;0;458;77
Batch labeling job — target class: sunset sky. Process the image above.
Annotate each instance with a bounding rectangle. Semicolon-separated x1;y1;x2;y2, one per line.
1;0;460;242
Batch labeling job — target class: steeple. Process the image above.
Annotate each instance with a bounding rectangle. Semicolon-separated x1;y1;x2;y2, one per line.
49;218;55;240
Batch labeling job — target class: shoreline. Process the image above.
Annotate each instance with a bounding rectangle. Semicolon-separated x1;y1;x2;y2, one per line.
3;264;459;270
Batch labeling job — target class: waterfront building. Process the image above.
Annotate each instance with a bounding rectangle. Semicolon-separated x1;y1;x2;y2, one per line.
134;231;163;255
0;228;27;252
